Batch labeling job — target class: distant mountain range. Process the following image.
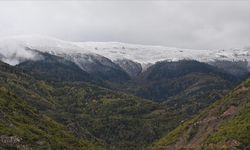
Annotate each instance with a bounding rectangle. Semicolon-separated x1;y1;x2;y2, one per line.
0;35;250;77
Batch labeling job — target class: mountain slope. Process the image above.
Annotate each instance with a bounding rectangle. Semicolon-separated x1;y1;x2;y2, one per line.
0;61;186;149
151;77;250;149
0;86;103;150
51;82;184;149
57;52;131;81
15;49;130;82
109;60;239;116
17;51;95;82
211;60;250;77
114;59;142;77
14;51;243;118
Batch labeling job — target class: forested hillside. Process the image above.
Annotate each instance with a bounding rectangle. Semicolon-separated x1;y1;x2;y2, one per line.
108;60;241;116
0;61;184;149
0;86;103;150
151;78;250;149
0;55;249;149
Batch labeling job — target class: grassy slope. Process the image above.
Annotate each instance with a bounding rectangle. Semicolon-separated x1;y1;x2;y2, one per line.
150;78;250;150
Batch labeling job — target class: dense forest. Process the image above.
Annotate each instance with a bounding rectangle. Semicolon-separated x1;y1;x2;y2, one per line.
0;57;249;149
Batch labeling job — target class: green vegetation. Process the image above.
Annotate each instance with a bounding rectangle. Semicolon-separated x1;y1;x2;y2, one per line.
151;77;250;149
0;61;185;149
0;59;249;149
50;82;184;149
0;86;103;150
206;104;250;148
110;60;237;118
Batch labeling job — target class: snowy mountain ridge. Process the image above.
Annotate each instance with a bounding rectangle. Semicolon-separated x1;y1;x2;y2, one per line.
0;35;250;71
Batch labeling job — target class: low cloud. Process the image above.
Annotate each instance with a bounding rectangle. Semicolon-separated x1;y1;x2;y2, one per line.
0;38;43;65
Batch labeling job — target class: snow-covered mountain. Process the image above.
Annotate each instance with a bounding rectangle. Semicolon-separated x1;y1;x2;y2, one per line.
0;35;250;77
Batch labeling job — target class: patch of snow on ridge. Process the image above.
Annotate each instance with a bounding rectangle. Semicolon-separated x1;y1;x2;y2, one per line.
0;35;249;68
74;42;250;66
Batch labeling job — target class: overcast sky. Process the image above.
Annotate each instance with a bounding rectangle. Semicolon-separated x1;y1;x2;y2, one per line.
0;1;250;50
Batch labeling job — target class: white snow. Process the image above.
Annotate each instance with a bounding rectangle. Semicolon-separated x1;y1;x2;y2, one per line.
0;35;249;68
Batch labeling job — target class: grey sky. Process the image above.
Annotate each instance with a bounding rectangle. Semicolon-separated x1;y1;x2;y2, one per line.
0;1;250;50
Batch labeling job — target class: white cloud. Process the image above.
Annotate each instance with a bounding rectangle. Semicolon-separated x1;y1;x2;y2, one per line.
0;1;250;49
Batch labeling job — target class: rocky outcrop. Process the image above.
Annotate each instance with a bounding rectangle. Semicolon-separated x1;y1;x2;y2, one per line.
0;135;29;150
